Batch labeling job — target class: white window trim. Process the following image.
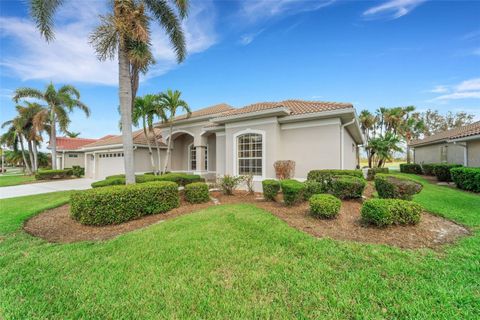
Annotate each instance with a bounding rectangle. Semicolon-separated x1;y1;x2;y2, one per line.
233;129;266;180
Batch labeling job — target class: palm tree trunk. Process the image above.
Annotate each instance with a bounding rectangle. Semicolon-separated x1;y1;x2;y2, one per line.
163;122;173;174
32;141;39;171
18;134;32;174
50;110;57;170
143;118;155;174
118;39;136;184
27;140;35;172
406;145;411;163
153;130;162;175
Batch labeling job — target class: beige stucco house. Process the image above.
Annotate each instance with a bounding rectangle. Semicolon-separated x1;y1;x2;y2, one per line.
76;99;364;187
49;137;98;169
409;121;480;167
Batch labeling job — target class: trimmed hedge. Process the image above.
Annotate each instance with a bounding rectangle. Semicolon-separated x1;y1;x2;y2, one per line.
433;163;463;182
303;180;326;200
421;163;437;176
375;174;423;200
91;173;204;188
71;166;84;177
280;179;305;206
35;169;73;180
330;176;366;199
361;198;423;226
366;167;389;181
71;181;179;225
451;167;480;193
184;182;210;203
309;194;341;219
307;169;363;185
399;163;422;174
262;179;281;201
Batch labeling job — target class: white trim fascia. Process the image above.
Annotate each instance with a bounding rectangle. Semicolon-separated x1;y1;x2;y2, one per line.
280;118;340;130
211;107;290;123
215;132;226;137
232;128;266;180
225;118;278;129
277;108;353;123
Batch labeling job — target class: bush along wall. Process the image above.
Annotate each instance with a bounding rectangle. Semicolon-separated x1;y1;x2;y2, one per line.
375;174;423;200
330;176;366;199
309;194;341;219
433;163;463;182
361;198;423;227
184;182;210;203
71;181;179;225
91;173;204;188
303;180;326;200
35;169;73;180
366;167;389;181
399;163;423;174
420;163;437;176
280;179;305;206
451;167;480;193
262;179;281;201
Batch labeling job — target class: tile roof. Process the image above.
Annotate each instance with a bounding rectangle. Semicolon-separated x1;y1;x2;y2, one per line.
409;121;480;146
51;137;98;151
81;128;166;149
172;103;234;121
214;99;353;119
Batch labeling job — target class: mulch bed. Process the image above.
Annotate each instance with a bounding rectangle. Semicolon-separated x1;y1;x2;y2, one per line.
24;188;469;249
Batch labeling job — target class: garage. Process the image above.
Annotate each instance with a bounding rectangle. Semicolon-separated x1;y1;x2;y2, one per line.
96;152;125;179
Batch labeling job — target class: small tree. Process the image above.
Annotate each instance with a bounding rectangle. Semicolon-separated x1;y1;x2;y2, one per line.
273;160;295;179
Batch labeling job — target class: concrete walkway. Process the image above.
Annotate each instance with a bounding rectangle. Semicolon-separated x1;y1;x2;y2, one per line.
0;178;98;199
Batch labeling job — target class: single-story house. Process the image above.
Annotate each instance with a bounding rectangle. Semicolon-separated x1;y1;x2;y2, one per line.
49;137;98;169
409;121;480;167
73;99;365;187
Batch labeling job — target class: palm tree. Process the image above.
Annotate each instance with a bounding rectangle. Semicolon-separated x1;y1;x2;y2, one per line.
158;90;190;174
13;83;90;170
66;131;81;138
16;102;45;172
133;94;158;174
29;0;189;183
1;116;32;174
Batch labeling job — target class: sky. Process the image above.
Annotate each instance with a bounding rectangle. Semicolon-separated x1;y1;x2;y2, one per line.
1;0;479;145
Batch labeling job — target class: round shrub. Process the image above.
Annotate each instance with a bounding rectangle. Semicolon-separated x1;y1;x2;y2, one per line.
71;181;179;225
374;174;423;200
361;198;423;226
280;179;305;206
366;167;389;181
184;182;210;203
451;167;480;193
303;180;326;200
433;163;463;182
309;194;341;218
262;179;280;201
399;163;423;174
330;176;366;199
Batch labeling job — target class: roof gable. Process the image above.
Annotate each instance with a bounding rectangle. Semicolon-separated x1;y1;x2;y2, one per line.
410;121;480;146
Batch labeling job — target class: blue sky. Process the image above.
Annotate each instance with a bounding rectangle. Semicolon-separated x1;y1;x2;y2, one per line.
1;0;479;143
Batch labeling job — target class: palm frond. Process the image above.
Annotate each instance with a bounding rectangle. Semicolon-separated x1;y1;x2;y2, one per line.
90;14;119;61
13;87;44;103
29;0;63;41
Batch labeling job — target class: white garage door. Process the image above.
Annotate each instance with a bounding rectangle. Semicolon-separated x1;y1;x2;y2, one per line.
96;152;125;179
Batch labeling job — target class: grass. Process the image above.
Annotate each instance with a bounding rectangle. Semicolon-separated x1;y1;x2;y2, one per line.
0;181;479;319
0;174;36;187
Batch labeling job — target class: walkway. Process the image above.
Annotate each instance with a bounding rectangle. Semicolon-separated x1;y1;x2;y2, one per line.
0;178;98;199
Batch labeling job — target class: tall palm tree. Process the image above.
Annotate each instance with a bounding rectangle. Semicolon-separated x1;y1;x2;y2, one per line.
13;83;90;170
158;90;190;174
16;102;45;172
29;0;190;183
133;94;158;174
1;117;32;174
65;131;81;138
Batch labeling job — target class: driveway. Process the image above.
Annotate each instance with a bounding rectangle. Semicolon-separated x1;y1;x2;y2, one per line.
0;178;98;199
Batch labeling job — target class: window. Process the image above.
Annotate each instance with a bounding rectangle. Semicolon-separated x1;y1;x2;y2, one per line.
237;133;263;176
204;146;208;171
68;154;78;158
189;144;197;170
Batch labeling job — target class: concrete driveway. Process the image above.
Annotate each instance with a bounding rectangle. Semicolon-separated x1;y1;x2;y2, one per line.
0;178;98;199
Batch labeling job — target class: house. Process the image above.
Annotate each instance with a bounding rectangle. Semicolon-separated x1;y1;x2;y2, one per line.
49;137;98;169
409;121;480;167
77;99;365;187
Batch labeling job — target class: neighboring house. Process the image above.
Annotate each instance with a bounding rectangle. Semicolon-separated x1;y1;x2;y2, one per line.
409;121;480;167
74;99;364;187
48;137;98;169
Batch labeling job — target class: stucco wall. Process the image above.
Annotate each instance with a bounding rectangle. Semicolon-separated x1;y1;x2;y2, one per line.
343;127;357;169
207;134;216;171
134;148;163;173
63;152;85;168
414;142;465;165
467;139;480;167
170;134;193;171
215;133;226;175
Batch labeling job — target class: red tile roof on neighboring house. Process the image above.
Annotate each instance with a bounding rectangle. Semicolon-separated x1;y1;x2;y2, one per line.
81;128;166;149
50;137;98;151
409;121;480;146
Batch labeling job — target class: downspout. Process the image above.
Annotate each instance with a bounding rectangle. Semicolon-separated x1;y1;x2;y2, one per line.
340;119;356;169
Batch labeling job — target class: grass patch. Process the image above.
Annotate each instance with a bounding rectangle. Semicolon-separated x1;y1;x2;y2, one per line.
0;174;36;187
0;182;479;318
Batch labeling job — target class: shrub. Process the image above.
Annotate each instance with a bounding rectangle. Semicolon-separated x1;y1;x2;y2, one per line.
184;182;210;203
71;166;84;177
361;198;423;226
309;194;341;219
218;175;244;195
243;174;255;194
330;176;366;199
421;163;437;176
35;169;73;180
399;163;422;174
105;174;126;180
262;179;280;201
273;160;295;180
307;169;363;183
451;167;480;193
375;174;423;200
91;177;126;188
433;163;463;182
303;180;326;200
91;173;204;188
280;179;305;206
71;181;179;226
366;167;389;181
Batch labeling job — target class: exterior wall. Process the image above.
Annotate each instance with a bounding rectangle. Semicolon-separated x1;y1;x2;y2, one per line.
170;134;193;171
133;148;163;173
414;142;465;165
215;133;226;176
206;134;216;171
467;139;480;167
343;127;357;169
447;143;465;165
63;152;85;168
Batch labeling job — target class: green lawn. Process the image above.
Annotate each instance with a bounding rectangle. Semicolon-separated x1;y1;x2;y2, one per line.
0;181;479;319
0;174;36;187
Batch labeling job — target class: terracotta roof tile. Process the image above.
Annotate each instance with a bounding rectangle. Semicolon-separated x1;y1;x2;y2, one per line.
82;128;166;149
173;103;234;121
51;137;98;151
410;121;480;146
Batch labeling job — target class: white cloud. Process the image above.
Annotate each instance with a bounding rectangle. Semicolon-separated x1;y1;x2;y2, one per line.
429;85;448;94
239;29;265;45
435;91;480;100
363;0;427;19
456;78;480;92
0;0;217;85
241;0;336;22
431;78;480;101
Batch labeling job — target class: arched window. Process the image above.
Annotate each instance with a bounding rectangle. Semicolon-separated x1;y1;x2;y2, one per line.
236;133;263;176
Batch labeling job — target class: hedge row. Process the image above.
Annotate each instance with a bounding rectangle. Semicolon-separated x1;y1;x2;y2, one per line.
184;182;210;203
35;169;73;180
71;181;179;225
433;163;463;182
92;173;204;188
451;167;480;193
309;194;341;219
361;198;423;226
330;176;366;199
399;163;422;174
366;167;389;181
375;174;423;200
303;180;326;200
307;169;363;184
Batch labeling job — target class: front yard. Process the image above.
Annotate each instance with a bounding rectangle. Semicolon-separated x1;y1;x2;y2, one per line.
0;174;36;187
0;176;479;319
